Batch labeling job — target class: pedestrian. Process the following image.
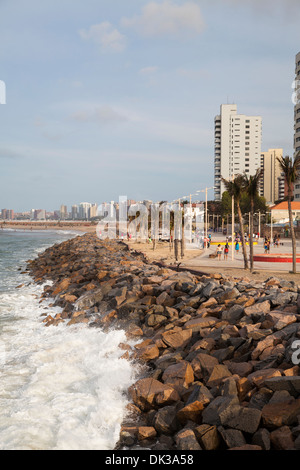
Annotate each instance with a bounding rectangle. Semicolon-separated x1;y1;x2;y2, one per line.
235;240;239;254
217;244;222;260
224;242;229;260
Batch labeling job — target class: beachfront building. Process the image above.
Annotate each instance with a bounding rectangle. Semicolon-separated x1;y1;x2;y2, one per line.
60;204;68;220
259;148;285;205
293;51;300;201
71;205;78;219
271;201;300;224
79;202;91;219
1;209;14;220
214;104;262;201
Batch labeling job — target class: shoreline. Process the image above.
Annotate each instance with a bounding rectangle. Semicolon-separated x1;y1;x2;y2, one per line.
1;221;96;233
22;232;300;450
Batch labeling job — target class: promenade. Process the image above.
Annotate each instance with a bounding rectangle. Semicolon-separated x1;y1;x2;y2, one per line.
183;234;300;275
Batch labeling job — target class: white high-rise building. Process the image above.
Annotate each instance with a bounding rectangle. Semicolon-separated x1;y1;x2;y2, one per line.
214;104;262;201
293;51;300;200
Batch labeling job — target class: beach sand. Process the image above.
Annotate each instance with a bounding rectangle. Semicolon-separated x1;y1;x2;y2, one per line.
1;222;96;233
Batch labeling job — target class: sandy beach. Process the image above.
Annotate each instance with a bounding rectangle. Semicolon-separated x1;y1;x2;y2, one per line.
1;221;97;233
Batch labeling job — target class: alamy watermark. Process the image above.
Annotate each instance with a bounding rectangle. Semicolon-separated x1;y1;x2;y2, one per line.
0;80;6;104
95;196;205;244
291;340;300;365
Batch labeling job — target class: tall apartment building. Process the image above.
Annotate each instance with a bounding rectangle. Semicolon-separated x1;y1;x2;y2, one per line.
259;148;284;204
71;205;78;219
214;104;262;201
60;204;68;220
293;52;300;201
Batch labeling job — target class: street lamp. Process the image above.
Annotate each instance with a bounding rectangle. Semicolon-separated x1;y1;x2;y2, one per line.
196;186;215;247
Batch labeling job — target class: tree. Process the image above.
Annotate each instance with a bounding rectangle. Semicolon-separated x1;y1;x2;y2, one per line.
221;174;249;270
276;153;300;273
242;168;264;272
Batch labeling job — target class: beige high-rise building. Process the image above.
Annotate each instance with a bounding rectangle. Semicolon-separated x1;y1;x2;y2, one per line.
259;148;284;205
214;104;262;201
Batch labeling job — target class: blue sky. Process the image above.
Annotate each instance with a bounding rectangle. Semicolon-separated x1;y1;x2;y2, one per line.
0;0;300;211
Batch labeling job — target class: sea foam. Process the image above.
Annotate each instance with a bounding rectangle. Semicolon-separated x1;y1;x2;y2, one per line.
0;281;139;450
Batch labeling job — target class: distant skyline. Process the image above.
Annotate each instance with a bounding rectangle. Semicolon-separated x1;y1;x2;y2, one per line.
1;0;300;211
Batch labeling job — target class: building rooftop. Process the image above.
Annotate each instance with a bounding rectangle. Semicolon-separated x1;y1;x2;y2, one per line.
271;201;300;211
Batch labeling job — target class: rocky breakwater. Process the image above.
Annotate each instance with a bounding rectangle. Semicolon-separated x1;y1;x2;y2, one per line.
25;233;300;451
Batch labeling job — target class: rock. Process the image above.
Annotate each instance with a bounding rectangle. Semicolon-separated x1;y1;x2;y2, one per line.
224;407;262;434
194;424;220;450
202;396;240;427
153;405;180;435
206;365;232;388
201;297;218;308
183;316;218;332
136;343;160;361
191;353;219;380
175;429;202;450
52;278;70;296
74;282;113;310
218;427;246;449
186;384;214;407
161;328;192;349
156;291;174;307
129;378;180;411
229;444;262;450
262;399;300;429
176;401;204;424
247;369;282;387
270;426;294;450
222;305;244;323
252;428;271;450
217;287;240;303
244;300;271;318
162;361;194;389
266;311;297;330
137;426;157;441
264;377;300;396
228;361;253;377
147;313;167;327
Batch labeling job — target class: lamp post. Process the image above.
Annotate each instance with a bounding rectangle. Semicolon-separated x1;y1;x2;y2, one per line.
194;187;215;248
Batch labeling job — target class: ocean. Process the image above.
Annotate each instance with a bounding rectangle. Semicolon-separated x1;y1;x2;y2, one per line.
0;229;139;450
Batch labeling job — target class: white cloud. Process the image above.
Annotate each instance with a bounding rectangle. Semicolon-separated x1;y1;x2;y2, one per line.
79;21;126;53
69;105;128;125
139;66;159;75
121;0;205;38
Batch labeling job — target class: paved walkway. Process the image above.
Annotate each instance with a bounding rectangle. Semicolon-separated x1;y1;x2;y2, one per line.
182;235;300;274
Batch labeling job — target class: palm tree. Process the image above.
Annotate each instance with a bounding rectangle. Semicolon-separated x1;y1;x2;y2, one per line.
277;153;300;273
221;174;249;270
242;168;264;272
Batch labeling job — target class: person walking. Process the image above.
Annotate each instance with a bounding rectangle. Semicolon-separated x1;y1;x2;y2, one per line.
235;240;240;254
224;242;229;260
217;244;223;260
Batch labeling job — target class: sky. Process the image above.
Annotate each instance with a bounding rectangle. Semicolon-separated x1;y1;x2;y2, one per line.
0;0;300;212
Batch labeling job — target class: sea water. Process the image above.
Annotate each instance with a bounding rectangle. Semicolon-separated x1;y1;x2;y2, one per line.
0;230;139;450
